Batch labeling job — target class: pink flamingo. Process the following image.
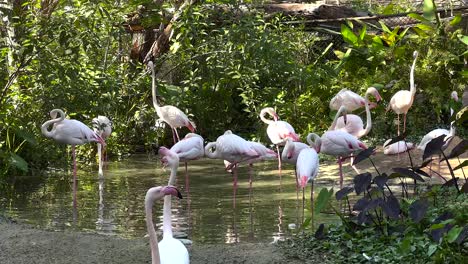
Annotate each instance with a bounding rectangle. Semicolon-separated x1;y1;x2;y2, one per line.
387;51;419;135
383;140;415;155
417;91;459;174
205;131;258;206
158;133;204;193
281;138;309;191
259;107;300;171
41;109;105;208
92;115;112;176
145;185;188;264
330;88;379;112
148;61;196;144
296;145;319;222
307;119;367;189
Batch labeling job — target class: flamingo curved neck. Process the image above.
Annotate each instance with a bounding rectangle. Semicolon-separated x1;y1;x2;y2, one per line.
259;109;274;125
329;106;346;131
204;142;218;159
306;133;321;150
41;109;65;138
145;198;161;264
358;92;372;138
162;163;178;238
449;108;456;136
150;62;161;112
410;53;418;96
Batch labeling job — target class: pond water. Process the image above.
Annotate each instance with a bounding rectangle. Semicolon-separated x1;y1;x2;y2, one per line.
0;154;340;244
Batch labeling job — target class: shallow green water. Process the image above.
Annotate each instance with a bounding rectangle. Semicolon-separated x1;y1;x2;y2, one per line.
0;154;339;244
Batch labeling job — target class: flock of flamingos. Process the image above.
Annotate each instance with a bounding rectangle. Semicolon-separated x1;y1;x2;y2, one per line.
40;51;460;264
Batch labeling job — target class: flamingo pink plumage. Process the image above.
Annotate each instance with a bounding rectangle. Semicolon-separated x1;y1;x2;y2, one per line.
92;115;112;176
383;140;415;155
330;88;379;112
148;61;196;144
387;51;419;135
41;109;105;208
296;146;320;221
259;107;300;171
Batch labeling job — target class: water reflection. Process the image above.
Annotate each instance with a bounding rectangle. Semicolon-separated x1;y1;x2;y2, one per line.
0;154;339;244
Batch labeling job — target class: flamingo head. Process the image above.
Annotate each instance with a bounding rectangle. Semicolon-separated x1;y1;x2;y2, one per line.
158;147;179;167
263;107;279;121
94;134;106;146
299;176;309;189
162;185;183;199
451;91;459;102
367;87;382;102
413;50;419;59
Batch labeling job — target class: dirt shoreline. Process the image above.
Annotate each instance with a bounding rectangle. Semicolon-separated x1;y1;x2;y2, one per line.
0;220;302;264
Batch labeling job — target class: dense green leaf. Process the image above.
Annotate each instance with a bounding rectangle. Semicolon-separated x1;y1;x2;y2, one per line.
314;188;334;214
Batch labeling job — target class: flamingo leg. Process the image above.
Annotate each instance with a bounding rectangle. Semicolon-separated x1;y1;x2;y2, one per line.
311;181;314;230
403;113;407;134
276;145;282;173
185;162;190;200
301;187;305;226
294;167;299;202
233;164;238;209
174;128;180;142
350;154;360;174
397;114;400;136
72;145;77;209
98;143;103;176
249;164;253;197
338;157;344;189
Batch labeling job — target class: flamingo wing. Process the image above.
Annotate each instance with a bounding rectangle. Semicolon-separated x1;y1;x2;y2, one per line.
161;106;191;128
334;115;364;137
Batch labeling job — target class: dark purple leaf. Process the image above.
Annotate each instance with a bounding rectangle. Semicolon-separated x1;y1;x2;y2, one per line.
431;228;446;242
382;195;400;219
364;197;383;212
409;199;429;223
442;177;459;188
353;172;372;195
442;139;468;160
455;225;468;244
314;223;326;240
383;132;407;148
352;147;375;166
335;187;354;200
373;174;388;189
423;135;446;161
392;167;425;182
413;168;431;178
353;197;370;211
419;158;433;168
453;160;468;171
462;182;468;193
357;211;370;225
434;212;454;223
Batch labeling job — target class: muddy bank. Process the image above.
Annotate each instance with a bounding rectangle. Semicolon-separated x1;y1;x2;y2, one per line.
0;221;301;264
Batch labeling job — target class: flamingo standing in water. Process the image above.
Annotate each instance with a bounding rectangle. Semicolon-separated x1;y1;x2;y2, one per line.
205;131;258;206
145;185;188;264
92;115;112;176
418;91;459;175
259;107;300;171
41;109;105;208
148;61;196;144
158;133;204;193
296;144;320;223
387;51;419;135
307;106;367;189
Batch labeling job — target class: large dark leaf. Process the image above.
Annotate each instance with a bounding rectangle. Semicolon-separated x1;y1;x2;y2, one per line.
409;199;429;223
382;195;400;219
335;187;354;200
364;197;383;212
357;211;370;225
423;135;446;161
353;197;370;211
431;224;454;243
462;182;468;194
419;158;433;168
373;174;388;189
314;223;326;240
353;172;372;195
383;132;407;148
413;168;431;178
392;167;425;182
442;177;459;188
352;147;375;166
453;160;468;171
442;140;468;160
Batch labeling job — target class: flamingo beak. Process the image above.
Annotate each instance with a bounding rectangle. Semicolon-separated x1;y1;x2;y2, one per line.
315;145;321;153
300;176;309;189
343;114;347;125
162;186;183;199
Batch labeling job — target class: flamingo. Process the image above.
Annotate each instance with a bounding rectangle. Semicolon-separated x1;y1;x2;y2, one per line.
205;131;258;206
329;88;380;112
158;133;204;193
383;140;415;155
417;91;459;174
41;109;105;208
333;87;382;138
92;115;112;176
387;51;419;135
148;61;196;144
145;185;188;264
259;107;300;171
307;125;367;189
296;146;319;223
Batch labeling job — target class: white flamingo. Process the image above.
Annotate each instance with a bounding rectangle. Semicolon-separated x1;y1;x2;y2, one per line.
383;140;415;155
41;109;105;208
329;88;380;112
296;146;320;222
148;61;196;144
144;185;188;264
92;115;112;176
259;107;300;171
387;51;419;135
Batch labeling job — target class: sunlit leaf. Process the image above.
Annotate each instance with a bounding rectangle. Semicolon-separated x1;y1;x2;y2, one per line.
447;226;462;243
409;199;429;223
427;244;438;257
455;225;468;244
408;13;430;23
450;14;462;26
423;0;436;21
314;188;333;214
341;24;358;45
